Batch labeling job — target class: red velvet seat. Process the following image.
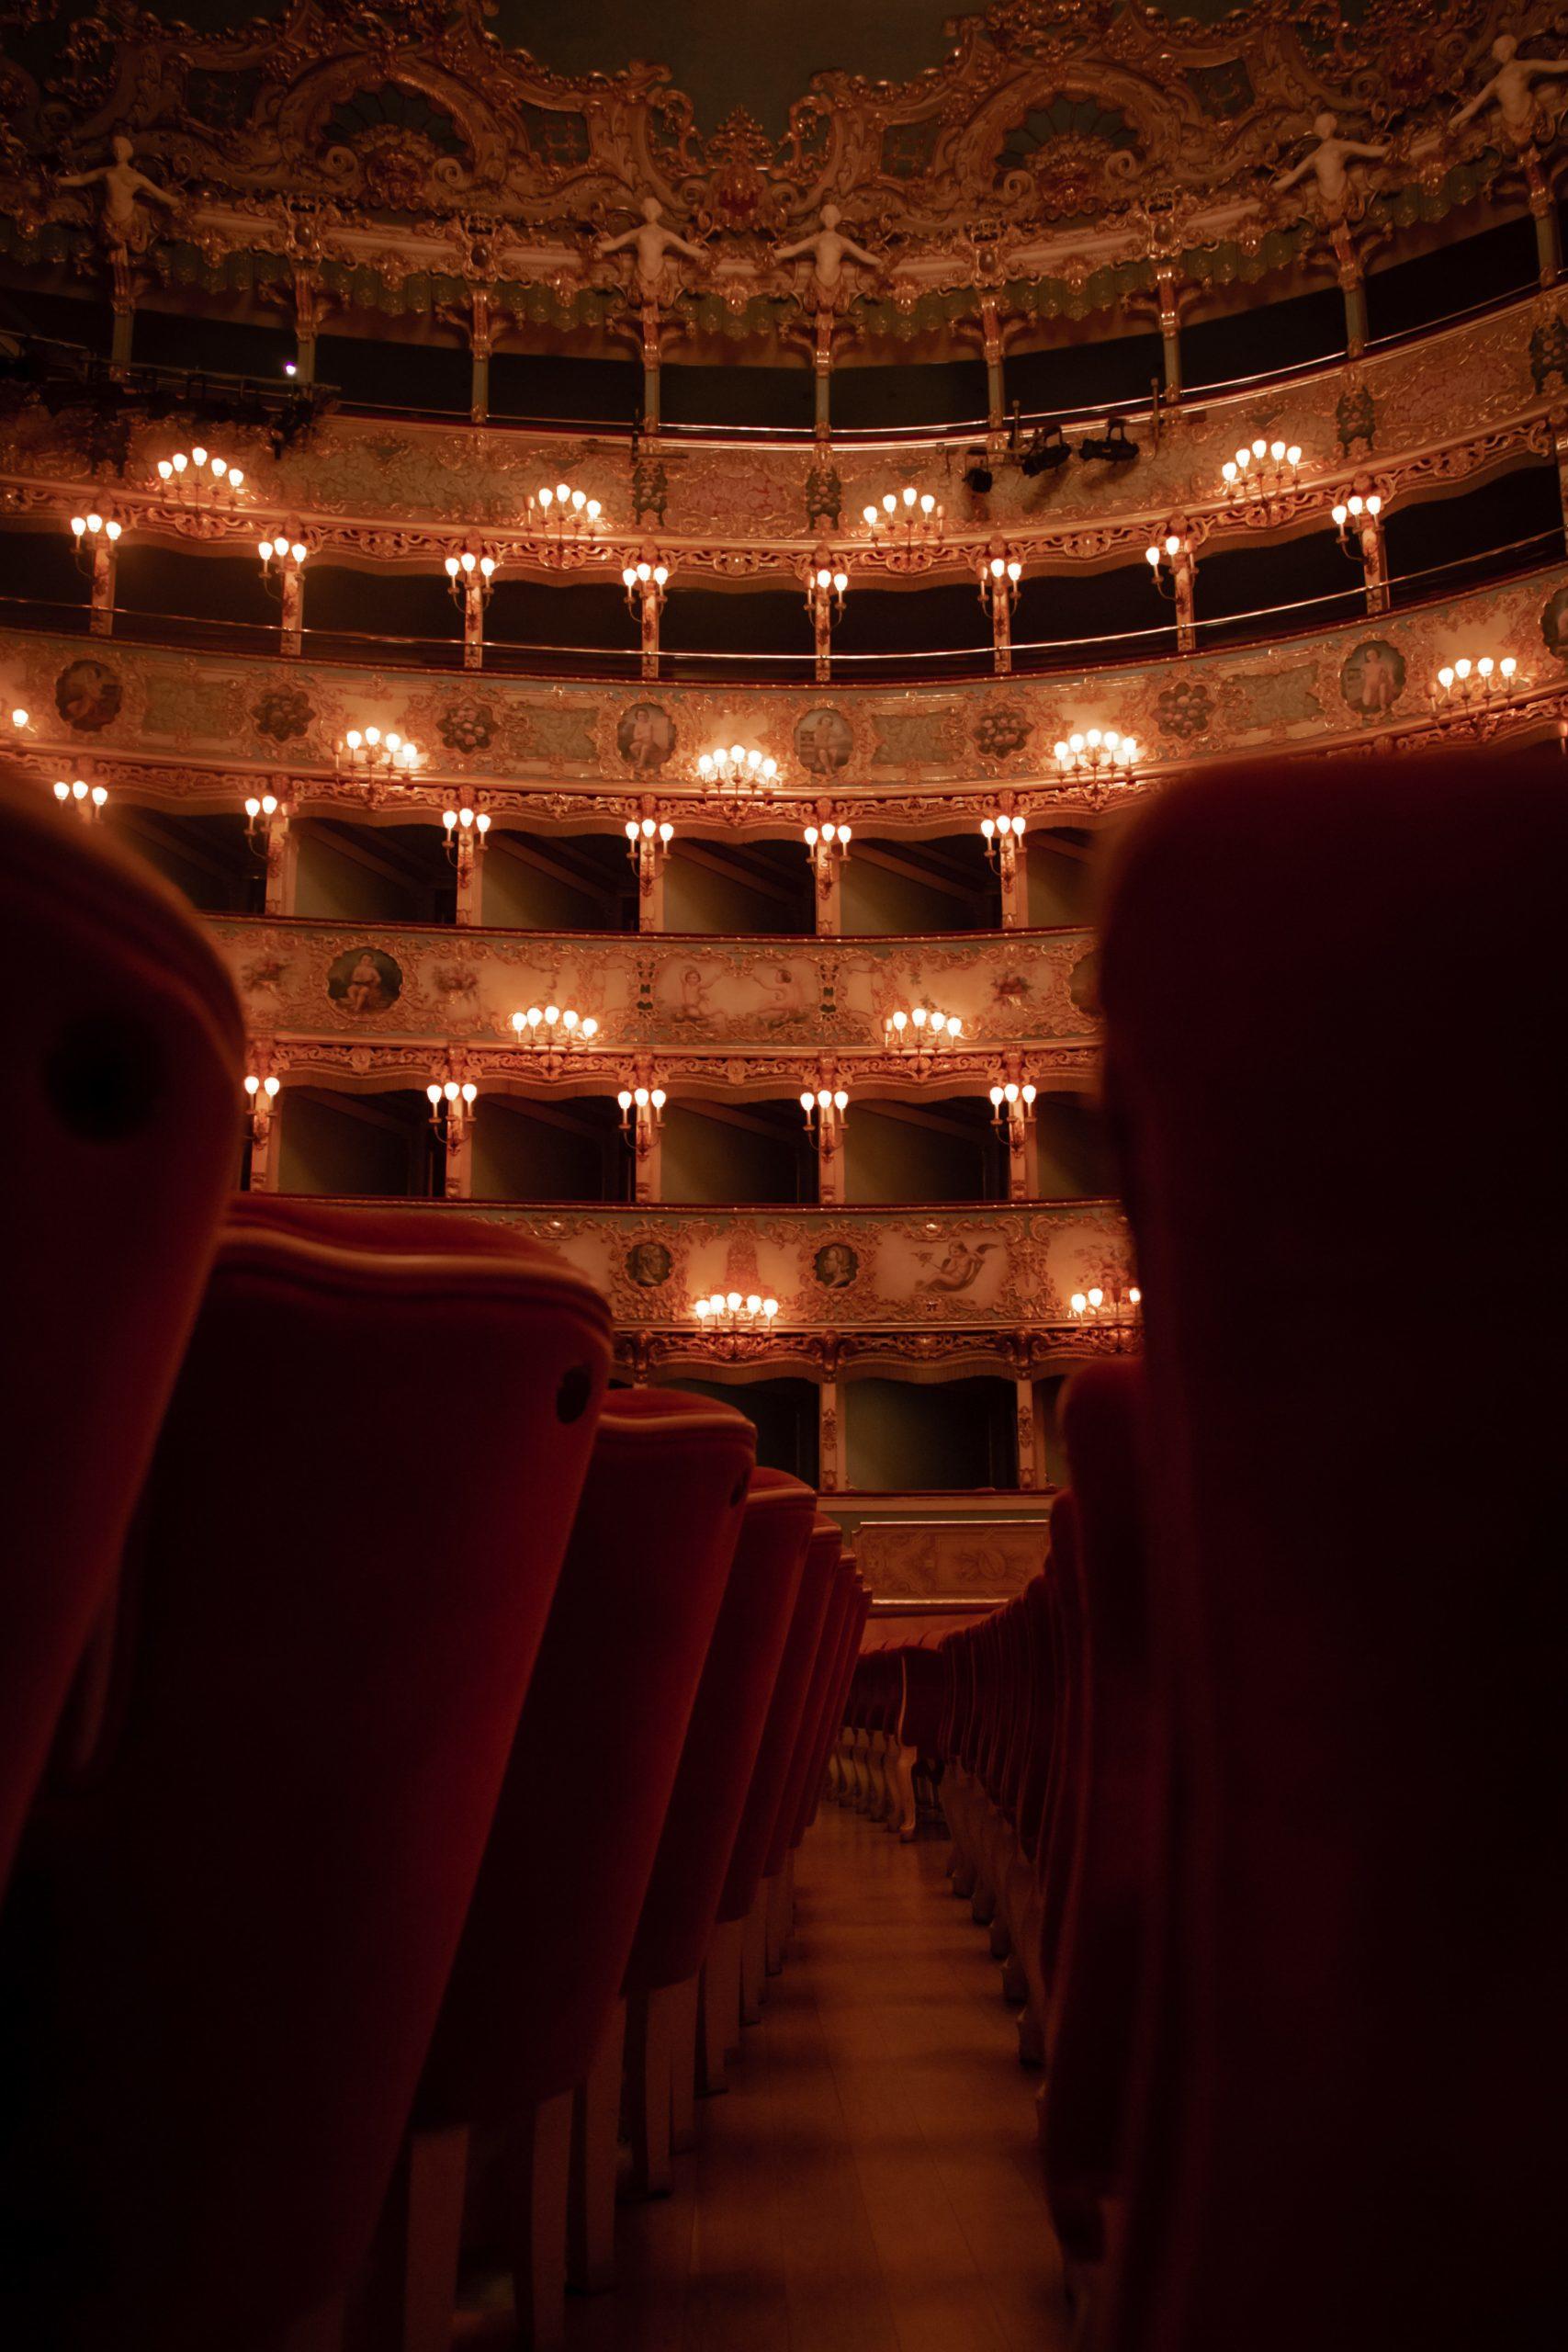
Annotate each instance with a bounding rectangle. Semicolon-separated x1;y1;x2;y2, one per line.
1096;753;1568;2352
380;1385;757;2351
707;1514;840;2048
0;776;243;1893
761;1555;859;1956
621;1466;817;2188
0;1207;611;2352
1041;1363;1153;2279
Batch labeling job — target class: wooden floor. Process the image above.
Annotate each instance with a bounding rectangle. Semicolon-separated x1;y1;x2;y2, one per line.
459;1804;1073;2351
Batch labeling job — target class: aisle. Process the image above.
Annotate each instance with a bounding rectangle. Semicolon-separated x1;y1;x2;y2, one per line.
462;1804;1073;2351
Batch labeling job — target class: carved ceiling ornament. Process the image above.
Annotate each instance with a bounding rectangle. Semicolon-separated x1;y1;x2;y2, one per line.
4;0;1561;351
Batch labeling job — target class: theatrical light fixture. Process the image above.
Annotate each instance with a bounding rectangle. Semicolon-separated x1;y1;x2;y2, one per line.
337;724;420;780
426;1078;478;1149
1020;425;1071;478
155;446;245;502
616;1083;666;1159
694;1291;780;1330
698;743;778;792
510;1004;599;1048
1433;653;1517;709
1223;437;1302;503
1078;417;1138;466
964;450;994;495
444;548;499;604
52;776;107;819
980;812;1026;878
1054;728;1138;780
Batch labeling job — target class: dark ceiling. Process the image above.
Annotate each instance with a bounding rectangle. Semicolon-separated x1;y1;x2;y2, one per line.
31;1;1298;140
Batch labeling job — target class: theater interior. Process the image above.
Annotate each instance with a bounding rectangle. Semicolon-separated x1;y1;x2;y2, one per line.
0;3;1563;2346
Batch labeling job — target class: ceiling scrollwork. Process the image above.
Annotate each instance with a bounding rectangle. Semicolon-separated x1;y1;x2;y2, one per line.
3;0;1564;352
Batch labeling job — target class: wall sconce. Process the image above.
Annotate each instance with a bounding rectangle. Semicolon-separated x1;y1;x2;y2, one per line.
694;1290;780;1336
698;743;779;796
862;487;943;568
243;789;280;841
53;777;107;820
800;1084;849;1157
980;811;1025;879
337;725;421;784
426;1077;478;1150
444;548;499;605
258;533;308;587
885;1004;963;1065
68;509;121;571
1332;490;1382;552
989;1077;1036;1150
1145;532;1189;595
805;556;848;683
442;804;490;888
243;1069;280;1143
156;447;245;504
977;551;1022;615
1069;1282;1143;1350
1433;653;1517;712
1223;437;1301;504
616;1082;666;1159
625;815;672;895
803;818;851;895
529;481;604;563
10;706;28;733
621;557;670;617
1054;728;1137;781
511;1005;599;1068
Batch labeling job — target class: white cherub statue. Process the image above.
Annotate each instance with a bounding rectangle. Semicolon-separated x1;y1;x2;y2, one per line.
57;132;177;258
1451;31;1568;150
595;194;705;303
773;203;882;301
1273;111;1390;223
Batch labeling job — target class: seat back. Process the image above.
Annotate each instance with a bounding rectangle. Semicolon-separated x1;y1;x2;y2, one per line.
625;1466;817;1994
0;1211;611;2350
717;1515;840;1924
417;1386;756;2122
1097;753;1568;2352
0;778;243;1888
765;1553;855;1879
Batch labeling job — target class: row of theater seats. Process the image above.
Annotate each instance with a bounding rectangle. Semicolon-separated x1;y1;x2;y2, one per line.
0;774;868;2352
834;750;1565;2352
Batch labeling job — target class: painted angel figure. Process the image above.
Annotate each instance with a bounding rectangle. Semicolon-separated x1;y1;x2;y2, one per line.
595;195;705;303
1273;113;1390;224
57;133;177;258
774;204;882;303
1451;32;1568;150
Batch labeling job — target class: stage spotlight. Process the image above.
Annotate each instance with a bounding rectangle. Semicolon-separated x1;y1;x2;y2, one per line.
964;448;994;494
1020;424;1069;478
1078;417;1138;465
